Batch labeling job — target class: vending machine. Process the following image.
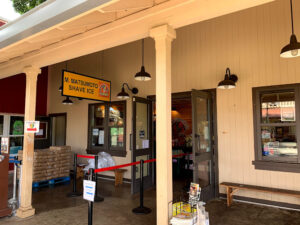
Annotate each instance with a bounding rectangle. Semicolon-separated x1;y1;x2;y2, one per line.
0;137;12;217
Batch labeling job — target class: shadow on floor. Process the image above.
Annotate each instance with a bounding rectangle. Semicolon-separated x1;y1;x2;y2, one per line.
3;177;300;225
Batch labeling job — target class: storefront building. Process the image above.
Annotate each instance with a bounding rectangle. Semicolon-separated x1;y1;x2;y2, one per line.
1;0;300;223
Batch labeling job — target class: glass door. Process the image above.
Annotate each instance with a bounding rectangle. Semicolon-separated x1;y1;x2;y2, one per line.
192;90;216;202
132;97;154;194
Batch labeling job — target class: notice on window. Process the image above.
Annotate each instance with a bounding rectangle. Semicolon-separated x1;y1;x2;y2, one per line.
98;130;104;145
25;121;40;133
281;107;295;122
93;129;99;136
1;137;9;154
83;180;96;202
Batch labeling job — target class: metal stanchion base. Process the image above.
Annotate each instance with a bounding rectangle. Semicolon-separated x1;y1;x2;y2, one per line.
94;196;104;202
67;192;82;197
132;206;151;215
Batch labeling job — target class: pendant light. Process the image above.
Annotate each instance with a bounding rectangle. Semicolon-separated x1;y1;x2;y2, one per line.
280;0;300;58
135;39;151;81
62;96;73;105
217;68;238;89
117;83;139;99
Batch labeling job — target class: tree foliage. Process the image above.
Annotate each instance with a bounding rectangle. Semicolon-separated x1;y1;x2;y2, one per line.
11;0;47;14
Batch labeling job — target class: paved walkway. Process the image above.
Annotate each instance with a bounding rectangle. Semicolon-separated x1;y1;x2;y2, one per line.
1;179;300;225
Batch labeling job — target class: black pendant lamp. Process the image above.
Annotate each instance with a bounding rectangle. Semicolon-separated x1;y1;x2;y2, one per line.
62;96;73;105
135;39;151;81
117;83;138;99
280;0;300;58
217;68;238;89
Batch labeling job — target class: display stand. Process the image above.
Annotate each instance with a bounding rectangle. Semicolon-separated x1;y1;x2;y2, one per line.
0;154;12;217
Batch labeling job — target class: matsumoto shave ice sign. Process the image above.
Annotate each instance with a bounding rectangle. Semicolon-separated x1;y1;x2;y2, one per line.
62;70;111;102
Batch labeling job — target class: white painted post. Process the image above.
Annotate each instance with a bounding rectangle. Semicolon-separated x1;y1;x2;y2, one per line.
150;24;176;225
16;66;41;218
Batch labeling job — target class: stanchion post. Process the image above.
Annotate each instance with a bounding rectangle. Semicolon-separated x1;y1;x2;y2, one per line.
132;160;151;214
94;155;104;202
67;153;82;197
88;168;95;225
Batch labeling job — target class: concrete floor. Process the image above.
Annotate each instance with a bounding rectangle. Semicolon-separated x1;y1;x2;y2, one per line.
1;178;300;225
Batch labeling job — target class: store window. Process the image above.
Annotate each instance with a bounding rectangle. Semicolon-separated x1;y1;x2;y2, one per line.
253;84;300;172
88;101;126;157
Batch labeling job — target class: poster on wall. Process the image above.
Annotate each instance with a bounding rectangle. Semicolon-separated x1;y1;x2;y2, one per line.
281;107;295;122
62;70;111;102
25;121;40;133
35;122;47;139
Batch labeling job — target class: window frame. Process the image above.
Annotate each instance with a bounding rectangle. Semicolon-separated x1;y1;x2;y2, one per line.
252;84;300;173
87;101;127;157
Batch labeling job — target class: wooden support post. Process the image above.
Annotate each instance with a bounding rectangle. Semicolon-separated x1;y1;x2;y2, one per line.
150;24;176;225
16;66;41;218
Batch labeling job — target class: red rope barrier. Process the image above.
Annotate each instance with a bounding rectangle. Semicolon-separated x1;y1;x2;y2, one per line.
77;154;95;159
94;152;191;173
94;161;140;173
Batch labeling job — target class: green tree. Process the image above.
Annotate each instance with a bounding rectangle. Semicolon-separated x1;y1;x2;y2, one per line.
11;0;47;14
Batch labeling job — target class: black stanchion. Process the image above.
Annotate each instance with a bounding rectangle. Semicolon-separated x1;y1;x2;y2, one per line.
132;160;151;214
94;155;104;202
67;153;82;197
88;168;95;225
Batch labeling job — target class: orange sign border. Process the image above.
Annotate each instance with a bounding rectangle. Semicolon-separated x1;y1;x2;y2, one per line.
62;70;111;102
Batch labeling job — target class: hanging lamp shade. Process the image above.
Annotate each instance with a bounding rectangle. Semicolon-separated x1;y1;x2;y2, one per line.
280;34;300;58
135;39;151;81
117;87;130;99
62;96;73;105
217;68;238;89
280;0;300;58
135;66;151;81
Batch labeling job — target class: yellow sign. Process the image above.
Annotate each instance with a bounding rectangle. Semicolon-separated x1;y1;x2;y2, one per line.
62;70;111;102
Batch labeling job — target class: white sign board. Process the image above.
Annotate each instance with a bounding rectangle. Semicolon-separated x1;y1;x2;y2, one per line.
25;121;40;133
83;180;96;202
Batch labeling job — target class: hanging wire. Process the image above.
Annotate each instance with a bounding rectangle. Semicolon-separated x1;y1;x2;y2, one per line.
291;0;295;34
142;39;144;66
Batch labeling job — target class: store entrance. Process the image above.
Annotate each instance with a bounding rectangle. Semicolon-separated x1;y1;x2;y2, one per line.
151;90;218;202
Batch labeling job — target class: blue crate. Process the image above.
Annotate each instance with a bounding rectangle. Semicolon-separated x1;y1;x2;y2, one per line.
33;176;70;188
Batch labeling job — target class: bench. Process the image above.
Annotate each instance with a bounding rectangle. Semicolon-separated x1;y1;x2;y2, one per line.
113;169;127;186
220;182;300;207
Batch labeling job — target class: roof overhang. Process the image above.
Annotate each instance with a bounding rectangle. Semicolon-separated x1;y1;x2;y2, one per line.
0;0;274;78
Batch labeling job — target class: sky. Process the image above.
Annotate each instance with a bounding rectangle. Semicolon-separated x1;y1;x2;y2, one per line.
0;0;21;22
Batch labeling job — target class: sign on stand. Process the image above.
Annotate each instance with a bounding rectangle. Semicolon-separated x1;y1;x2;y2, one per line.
25;121;40;133
83;180;96;202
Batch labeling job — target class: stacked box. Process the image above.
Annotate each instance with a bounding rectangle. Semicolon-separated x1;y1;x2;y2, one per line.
18;146;71;182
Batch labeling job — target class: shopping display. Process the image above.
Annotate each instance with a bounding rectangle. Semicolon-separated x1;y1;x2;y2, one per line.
170;183;209;225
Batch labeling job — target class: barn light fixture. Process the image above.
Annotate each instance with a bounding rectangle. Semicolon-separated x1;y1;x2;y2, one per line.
62;96;73;105
117;83;138;99
280;0;300;58
135;39;151;81
217;68;238;89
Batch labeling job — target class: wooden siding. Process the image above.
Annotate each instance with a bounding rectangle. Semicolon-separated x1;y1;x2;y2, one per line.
49;0;300;204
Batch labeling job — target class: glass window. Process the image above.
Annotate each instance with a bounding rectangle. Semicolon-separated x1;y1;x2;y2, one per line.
253;85;300;172
0;116;4;136
88;101;126;157
10;116;24;135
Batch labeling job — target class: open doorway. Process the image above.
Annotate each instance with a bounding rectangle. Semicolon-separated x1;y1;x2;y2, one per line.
49;113;67;146
149;90;218;202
